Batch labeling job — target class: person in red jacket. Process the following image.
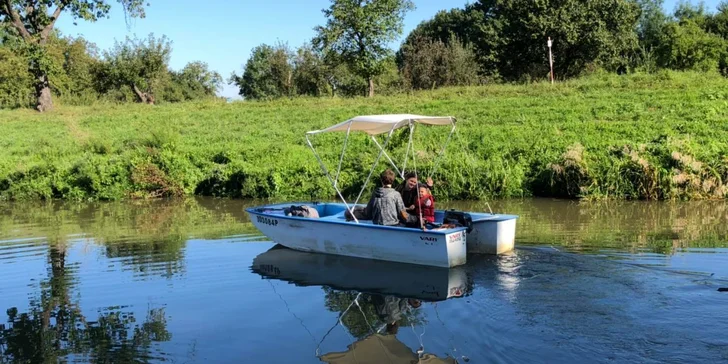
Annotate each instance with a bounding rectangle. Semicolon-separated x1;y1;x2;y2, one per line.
412;185;435;228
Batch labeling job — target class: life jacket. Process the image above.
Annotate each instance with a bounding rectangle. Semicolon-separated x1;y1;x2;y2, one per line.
396;182;433;208
414;195;435;223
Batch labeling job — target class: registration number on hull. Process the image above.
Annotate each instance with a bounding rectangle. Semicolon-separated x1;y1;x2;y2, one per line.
447;231;466;244
256;215;279;226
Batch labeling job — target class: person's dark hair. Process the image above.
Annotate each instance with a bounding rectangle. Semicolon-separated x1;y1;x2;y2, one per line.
385;322;399;335
403;171;417;180
380;169;396;186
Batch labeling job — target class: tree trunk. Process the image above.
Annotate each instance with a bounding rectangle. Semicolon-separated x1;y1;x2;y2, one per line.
35;72;53;112
368;78;374;97
6;1;64;112
132;83;155;105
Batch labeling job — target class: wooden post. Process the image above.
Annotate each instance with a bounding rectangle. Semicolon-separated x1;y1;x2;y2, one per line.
548;37;554;84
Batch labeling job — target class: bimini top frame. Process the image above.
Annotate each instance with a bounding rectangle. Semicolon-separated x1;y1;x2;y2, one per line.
305;114;457;223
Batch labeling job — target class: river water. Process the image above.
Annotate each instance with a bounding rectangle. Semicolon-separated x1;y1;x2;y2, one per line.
0;198;726;363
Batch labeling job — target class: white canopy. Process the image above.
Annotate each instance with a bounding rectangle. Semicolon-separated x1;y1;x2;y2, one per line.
306;114;454;136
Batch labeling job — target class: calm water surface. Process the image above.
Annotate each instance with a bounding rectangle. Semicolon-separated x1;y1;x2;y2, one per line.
1;198;727;363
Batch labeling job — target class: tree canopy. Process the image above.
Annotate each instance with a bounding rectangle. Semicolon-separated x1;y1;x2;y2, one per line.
0;0;149;111
5;0;728;110
229;43;294;100
313;0;414;97
101;34;173;104
397;34;481;89
401;0;641;81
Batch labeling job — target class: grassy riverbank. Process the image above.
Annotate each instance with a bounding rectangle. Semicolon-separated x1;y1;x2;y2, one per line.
1;70;728;201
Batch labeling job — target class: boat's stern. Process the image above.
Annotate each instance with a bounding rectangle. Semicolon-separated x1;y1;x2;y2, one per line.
443;229;468;267
466;213;518;255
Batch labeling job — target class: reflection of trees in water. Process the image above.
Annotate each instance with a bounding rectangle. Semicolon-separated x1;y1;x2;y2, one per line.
104;239;187;279
0;244;171;362
0;198;265;361
446;199;728;254
322;288;426;340
0;197;255;244
0;198;263;279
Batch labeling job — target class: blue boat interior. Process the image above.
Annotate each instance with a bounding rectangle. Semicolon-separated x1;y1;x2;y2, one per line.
257;202;379;225
249;202;514;232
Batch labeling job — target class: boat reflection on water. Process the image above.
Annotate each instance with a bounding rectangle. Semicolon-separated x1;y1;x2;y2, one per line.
250;245;471;363
251;244;470;301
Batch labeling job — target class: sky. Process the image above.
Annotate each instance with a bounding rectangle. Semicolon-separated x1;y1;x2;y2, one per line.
54;0;723;99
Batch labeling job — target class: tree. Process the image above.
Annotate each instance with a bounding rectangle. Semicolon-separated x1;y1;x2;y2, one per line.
373;55;402;95
102;33;172;104
323;61;366;97
707;1;728;39
673;0;709;26
636;0;668;50
0;44;33;108
58;35;99;96
314;0;415;97
398;34;480;90
655;19;727;72
41;31;102;103
487;0;641;79
293;44;329;97
708;2;728;75
0;0;148;112
400;6;501;79
401;0;641;81
229;42;293;100
170;61;223;100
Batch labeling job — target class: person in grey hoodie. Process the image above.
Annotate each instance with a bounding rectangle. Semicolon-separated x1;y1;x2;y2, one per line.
365;169;410;226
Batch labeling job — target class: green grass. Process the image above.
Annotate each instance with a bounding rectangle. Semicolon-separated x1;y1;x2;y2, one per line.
2;70;728;201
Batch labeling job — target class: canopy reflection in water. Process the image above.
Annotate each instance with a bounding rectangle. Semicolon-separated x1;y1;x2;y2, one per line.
250;245;470;363
251;245;470;301
319;333;457;364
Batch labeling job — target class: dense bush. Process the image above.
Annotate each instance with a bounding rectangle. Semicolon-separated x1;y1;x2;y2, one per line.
397;34;481;90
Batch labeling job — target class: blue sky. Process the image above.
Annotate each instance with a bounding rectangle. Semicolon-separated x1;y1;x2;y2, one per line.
55;0;723;99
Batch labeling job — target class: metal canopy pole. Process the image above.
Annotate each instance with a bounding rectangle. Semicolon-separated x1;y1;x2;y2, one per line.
409;120;424;229
370;135;403;178
429;117;456;179
353;123;398;207
402;125;413;177
306;133;358;223
333;121;352;188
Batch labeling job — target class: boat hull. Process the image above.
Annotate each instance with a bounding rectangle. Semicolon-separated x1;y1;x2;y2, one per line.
251;245;469;301
430;210;518;254
466;213;518;254
246;203;468;268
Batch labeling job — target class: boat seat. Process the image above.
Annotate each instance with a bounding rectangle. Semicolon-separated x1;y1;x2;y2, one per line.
320;212;375;224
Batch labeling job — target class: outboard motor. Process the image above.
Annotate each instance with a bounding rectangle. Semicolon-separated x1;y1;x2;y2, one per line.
443;209;473;233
